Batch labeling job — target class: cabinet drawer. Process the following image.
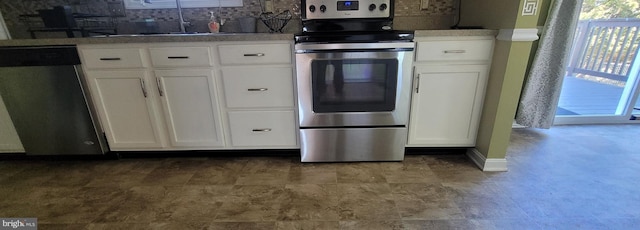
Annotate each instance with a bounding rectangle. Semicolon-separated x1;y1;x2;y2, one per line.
221;67;294;108
149;47;212;67
228;111;297;147
81;48;145;69
416;40;493;62
218;43;291;65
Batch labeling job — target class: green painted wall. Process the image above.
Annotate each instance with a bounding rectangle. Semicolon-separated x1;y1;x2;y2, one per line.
460;0;519;29
463;0;551;160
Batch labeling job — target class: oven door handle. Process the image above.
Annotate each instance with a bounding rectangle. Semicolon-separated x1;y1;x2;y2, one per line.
296;48;413;53
295;43;415;53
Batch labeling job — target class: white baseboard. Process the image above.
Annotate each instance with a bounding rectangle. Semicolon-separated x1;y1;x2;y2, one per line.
512;119;527;128
466;148;508;171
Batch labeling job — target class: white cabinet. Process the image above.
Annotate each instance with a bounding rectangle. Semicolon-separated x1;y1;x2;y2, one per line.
408;37;494;147
228;111;297;147
221;67;295;108
154;69;224;148
0;94;24;153
79;43;224;151
216;41;298;149
85;70;166;149
79;41;297;151
408;65;489;146
149;47;212;67
80;48;146;69
217;43;292;65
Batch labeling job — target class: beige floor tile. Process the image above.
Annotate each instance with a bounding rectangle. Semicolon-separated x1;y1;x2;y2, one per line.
336;184;400;220
207;222;276;230
213;185;286;221
139;170;194;186
275;221;339;230
0;125;637;229
336;163;388;183
339;220;405;230
287;166;337;184
278;184;339;221
236;172;290;185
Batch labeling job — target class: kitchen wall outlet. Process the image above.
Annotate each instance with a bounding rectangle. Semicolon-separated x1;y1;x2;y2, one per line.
108;2;126;17
421;0;429;10
264;0;274;13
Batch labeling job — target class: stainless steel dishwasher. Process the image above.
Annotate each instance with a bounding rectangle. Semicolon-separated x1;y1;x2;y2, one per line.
0;46;108;155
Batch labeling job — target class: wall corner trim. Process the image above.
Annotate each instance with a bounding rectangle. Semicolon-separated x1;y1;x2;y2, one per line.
496;28;539;42
466;148;508;172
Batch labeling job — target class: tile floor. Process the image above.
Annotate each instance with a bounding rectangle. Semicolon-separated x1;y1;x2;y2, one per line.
0;124;639;229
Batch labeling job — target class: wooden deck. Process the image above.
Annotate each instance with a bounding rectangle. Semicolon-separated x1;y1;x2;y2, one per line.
557;76;640;115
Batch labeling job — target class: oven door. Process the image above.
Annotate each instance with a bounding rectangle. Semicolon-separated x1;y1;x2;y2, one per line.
296;42;414;127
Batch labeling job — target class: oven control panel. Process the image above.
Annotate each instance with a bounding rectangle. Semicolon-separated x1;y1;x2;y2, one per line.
302;0;392;20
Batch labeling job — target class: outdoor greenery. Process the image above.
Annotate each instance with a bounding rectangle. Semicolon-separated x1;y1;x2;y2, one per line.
581;0;640;19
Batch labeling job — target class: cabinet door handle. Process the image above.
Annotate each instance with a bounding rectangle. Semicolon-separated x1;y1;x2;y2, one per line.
443;50;466;54
415;76;420;93
156;77;164;96
243;53;265;57
139;78;148;98
252;128;272;132
167;56;189;59
247;88;268;92
99;57;121;61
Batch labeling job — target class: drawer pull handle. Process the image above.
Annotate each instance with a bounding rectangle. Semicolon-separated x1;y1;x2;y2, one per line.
167;56;190;59
252;128;272;132
99;57;121;61
139;78;148;98
156;77;164;97
247;88;268;92
443;50;466;54
244;53;265;57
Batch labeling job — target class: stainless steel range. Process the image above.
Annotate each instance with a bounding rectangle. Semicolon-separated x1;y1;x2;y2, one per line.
295;0;414;162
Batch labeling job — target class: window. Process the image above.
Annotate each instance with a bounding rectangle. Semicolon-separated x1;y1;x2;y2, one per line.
123;0;242;9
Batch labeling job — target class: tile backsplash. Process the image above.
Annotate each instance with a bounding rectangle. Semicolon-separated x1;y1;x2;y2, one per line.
0;0;456;39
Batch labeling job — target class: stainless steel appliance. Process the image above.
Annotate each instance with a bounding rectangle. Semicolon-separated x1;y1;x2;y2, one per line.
295;0;414;162
0;46;108;155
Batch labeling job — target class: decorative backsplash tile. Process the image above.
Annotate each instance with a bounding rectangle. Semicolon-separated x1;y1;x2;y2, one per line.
0;0;456;38
522;0;539;16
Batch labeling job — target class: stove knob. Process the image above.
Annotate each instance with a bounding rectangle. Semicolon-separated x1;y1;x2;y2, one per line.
369;4;376;11
320;5;327;13
379;3;388;11
309;5;316;13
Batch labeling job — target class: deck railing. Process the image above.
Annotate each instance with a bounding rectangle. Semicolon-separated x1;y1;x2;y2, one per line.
566;19;640;82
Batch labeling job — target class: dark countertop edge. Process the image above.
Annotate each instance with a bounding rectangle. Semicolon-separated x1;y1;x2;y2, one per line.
0;33;295;47
414;29;498;37
0;30;498;47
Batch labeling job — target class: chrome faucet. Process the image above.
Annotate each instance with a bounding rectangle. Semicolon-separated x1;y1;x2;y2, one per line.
176;0;191;33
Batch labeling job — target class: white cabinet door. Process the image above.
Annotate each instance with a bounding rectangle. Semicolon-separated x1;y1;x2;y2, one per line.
408;65;489;146
155;69;225;148
0;94;23;152
86;70;165;149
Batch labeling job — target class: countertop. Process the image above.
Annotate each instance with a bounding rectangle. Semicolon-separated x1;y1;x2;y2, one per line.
0;33;294;47
0;30;497;47
414;29;498;37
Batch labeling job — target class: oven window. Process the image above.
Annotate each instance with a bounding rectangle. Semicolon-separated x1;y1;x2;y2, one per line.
311;59;398;113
